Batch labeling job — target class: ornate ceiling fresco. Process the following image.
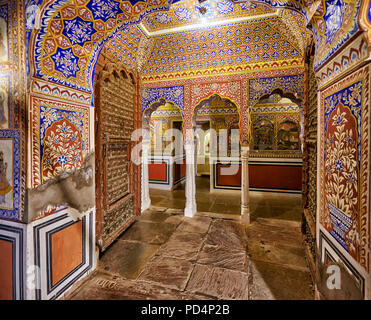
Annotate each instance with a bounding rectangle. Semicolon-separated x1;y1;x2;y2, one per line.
26;0;362;90
104;0;310;81
140;17;304;81
28;0;174;92
139;0;279;35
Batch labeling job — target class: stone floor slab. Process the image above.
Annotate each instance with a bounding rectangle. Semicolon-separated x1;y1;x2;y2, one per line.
186;264;249;300
248;260;314;300
157;231;205;261
248;240;309;271
176;216;212;234
99;240;159;279
119;221;177;245
138;256;194;290
69;271;210;300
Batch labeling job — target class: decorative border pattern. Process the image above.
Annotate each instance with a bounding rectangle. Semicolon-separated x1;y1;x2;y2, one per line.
31;209;94;300
0;219;25;300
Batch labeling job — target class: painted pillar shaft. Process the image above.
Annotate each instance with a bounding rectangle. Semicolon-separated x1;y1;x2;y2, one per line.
241;145;250;223
184;142;197;217
141;141;151;211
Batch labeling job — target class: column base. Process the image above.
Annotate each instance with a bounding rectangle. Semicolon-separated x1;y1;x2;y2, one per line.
241;204;250;224
184;203;197;217
141;199;151;212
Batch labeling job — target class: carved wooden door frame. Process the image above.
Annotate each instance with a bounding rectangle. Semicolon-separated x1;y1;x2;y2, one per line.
94;60;141;251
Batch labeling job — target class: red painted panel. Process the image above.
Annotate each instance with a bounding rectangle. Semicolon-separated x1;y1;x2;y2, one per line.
249;165;302;190
216;164;242;187
51;221;83;286
0;239;13;300
149;162;167;182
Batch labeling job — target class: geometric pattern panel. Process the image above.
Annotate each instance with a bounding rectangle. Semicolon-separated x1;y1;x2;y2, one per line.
104;25;142;70
0;219;25;300
142;18;302;78
30;209;95;300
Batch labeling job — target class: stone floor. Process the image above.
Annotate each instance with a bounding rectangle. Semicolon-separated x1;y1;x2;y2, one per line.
150;176;303;221
68;205;314;300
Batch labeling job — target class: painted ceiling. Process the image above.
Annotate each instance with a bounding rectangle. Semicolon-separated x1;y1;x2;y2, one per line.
104;0;310;82
28;0;360;91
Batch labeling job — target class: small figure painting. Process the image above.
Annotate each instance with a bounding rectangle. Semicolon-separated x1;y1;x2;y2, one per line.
253;119;274;150
0;12;8;62
277;120;300;150
0;150;12;207
0;87;8;128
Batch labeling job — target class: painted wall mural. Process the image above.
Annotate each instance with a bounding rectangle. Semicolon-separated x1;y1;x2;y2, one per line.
0;129;20;220
30;96;90;188
320;65;370;271
250;108;301;157
249;74;305;103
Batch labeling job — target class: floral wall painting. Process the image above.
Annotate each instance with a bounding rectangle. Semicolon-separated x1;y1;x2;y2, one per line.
30;96;90;187
0;3;8;62
321;71;370;270
0;130;20;220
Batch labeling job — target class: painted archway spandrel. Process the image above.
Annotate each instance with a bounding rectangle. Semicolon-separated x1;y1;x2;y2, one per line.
29;0;173;93
319;65;370;272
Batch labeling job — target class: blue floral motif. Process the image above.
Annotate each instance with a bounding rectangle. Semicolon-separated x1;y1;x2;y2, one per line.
51;48;80;79
174;7;191;21
335;160;342;172
86;0;123;23
58;155;68;165
141;86;184;117
154;12;171;24
62;17;95;46
216;0;235;15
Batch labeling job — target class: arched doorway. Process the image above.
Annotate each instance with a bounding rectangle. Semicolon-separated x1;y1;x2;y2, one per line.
143;101;186;212
248;90;304;221
192;94;242;217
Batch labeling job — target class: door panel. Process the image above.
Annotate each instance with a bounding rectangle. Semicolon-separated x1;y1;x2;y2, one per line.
95;62;141;251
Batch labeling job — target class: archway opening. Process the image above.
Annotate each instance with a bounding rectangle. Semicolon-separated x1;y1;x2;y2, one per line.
249;91;303;222
144;101;186;212
193;94;241;216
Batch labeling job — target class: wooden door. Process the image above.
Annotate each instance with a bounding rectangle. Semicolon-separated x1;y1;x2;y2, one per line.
95;62;141;251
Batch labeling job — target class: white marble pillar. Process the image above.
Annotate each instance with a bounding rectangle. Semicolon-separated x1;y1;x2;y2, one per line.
241;145;250;223
141;141;151;212
184;141;197;217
